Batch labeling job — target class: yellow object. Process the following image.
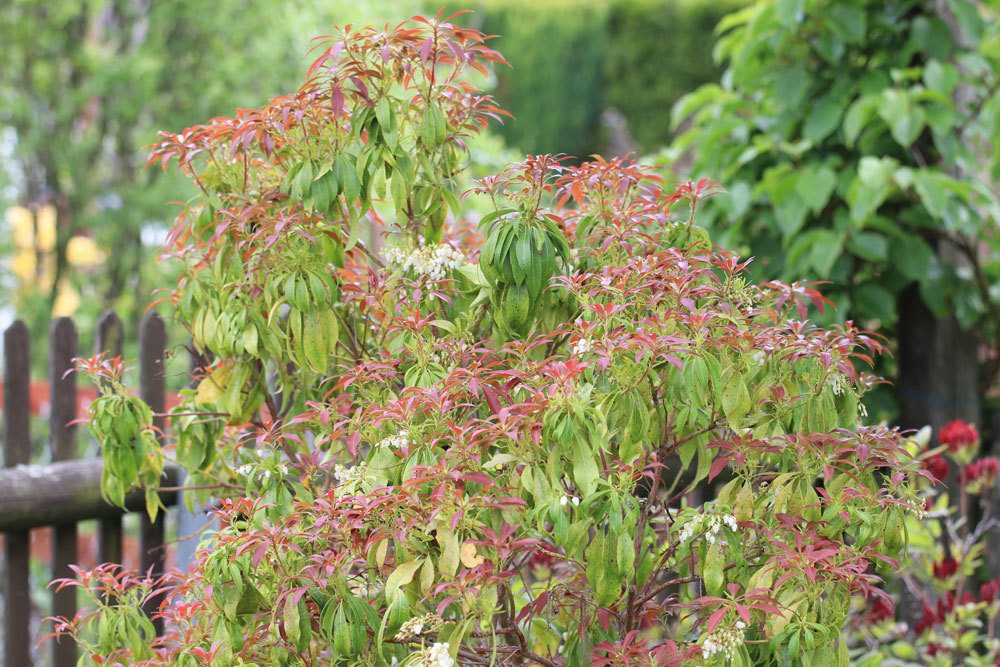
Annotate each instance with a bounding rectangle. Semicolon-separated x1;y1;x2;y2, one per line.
7;206;34;248
35;205;57;251
9;250;36;281
66;235;105;267
5;204;108;317
52;284;80;317
195;365;234;404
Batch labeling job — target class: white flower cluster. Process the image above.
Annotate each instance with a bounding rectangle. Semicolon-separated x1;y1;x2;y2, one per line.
334;463;366;487
424;642;454;667
701;622;746;660
384;244;464;282
571;338;593;356
347;577;381;599
678;512;738;545
559;494;581;507
393;613;444;641
237;460;288;481
827;372;849;396
376;429;410;450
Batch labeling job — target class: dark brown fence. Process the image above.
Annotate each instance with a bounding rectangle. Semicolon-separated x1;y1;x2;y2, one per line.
0;312;181;667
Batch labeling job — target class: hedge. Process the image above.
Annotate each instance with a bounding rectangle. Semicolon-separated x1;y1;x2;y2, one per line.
603;0;747;153
465;0;608;159
441;0;746;157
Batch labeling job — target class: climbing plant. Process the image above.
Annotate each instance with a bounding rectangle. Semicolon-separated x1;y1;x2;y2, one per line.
669;0;1000;334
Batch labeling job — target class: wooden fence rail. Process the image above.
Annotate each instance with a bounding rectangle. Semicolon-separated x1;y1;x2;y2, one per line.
1;311;182;667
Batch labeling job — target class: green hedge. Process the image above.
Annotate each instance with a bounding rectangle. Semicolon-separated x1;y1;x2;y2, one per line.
441;0;745;157
603;0;747;153
471;0;608;159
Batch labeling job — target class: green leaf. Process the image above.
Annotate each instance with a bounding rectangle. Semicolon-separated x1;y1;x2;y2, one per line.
334;155;361;204
949;0;984;41
721;373;750;427
889;234;934;281
878;90;926;147
914;170;950;219
808;229;844;278
375;96;392;131
796;166;837;213
923;60;958;95
846;232;888;261
572;438;600;497
703;541;725;595
855;283;895;319
842;96;877;146
773;65;809;108
775;197;809;239
849;157;896;224
776;0;804;26
803;95;845;142
384;560;423;605
825;4;866;43
437;521;460;576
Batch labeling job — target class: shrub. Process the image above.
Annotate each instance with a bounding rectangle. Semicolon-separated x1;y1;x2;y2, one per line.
57;11;923;666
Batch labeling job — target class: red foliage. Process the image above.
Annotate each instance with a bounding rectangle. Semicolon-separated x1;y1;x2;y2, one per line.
932;556;958;580
961;456;1000;490
939;419;979;454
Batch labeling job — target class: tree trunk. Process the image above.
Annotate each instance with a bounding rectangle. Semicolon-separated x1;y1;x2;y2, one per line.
895;283;980;625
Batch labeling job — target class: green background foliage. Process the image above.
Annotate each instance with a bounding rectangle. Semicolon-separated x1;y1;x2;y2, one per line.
668;0;1000;331
464;0;609;158
446;0;743;157
603;0;747;152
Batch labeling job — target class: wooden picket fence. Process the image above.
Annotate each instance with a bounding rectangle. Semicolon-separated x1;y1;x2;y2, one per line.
0;312;183;667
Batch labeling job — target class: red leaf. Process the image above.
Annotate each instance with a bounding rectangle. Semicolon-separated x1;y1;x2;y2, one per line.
708;456;729;482
706;607;727;633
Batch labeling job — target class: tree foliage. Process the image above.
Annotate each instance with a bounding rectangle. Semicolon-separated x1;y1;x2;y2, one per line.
0;0;419;331
669;0;1000;333
58;11;927;666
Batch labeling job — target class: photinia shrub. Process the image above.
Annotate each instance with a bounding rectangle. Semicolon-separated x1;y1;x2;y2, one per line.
55;11;926;667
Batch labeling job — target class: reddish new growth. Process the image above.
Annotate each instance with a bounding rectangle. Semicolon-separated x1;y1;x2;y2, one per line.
961;456;1000;492
47;10;928;666
865;594;894;624
73;353;129;384
924;454;950;483
916;591;974;634
939;419;979;454
931;556;958;580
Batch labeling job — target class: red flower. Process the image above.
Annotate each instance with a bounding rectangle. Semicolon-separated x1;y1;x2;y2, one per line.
940;419;979;454
961;457;1000;492
925;454;950;483
916;603;938;635
980;577;1000;603
932;556;958;580
866;596;894;623
916;592;974;635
